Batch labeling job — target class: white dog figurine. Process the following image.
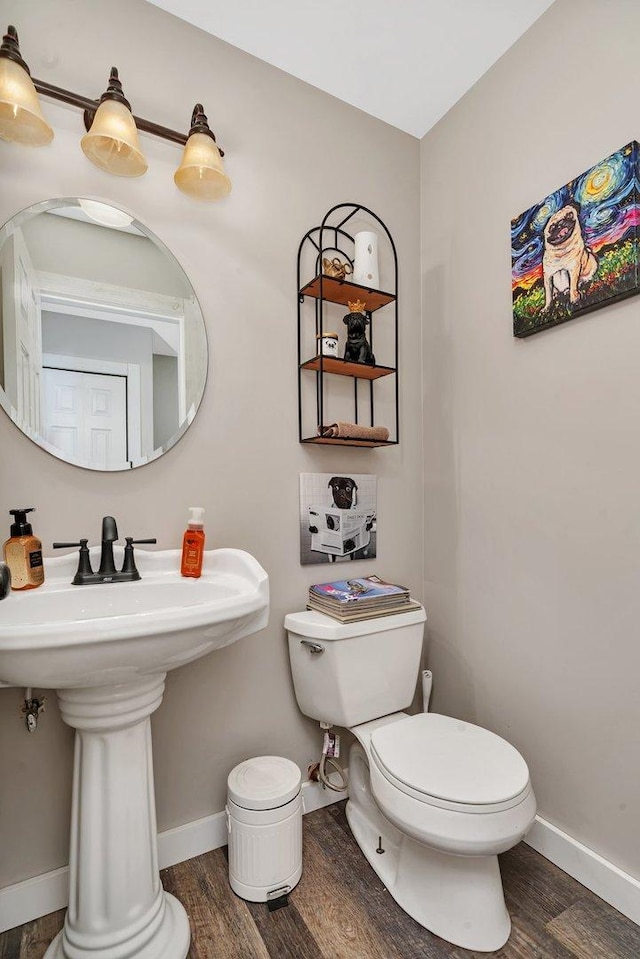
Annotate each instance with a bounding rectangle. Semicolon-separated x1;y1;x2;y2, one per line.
542;204;598;311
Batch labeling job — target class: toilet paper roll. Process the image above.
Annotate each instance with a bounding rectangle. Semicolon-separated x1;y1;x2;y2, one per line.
353;231;379;289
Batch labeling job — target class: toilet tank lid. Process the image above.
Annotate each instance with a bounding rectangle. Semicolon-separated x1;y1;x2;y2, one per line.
284;605;426;640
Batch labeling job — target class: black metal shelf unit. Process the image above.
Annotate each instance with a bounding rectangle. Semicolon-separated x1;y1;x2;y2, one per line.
297;203;399;448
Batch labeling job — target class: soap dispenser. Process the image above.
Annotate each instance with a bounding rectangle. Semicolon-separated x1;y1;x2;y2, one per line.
3;507;45;590
181;507;205;578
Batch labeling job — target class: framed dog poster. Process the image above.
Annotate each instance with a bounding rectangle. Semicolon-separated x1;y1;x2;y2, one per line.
511;141;640;337
300;472;377;566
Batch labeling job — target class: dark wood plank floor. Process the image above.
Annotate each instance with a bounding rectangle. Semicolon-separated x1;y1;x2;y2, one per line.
3;802;639;958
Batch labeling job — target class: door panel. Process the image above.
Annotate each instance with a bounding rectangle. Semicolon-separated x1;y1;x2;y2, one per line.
43;368;128;469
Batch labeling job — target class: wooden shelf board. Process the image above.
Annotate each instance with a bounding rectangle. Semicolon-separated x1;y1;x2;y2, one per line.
301;436;397;448
300;356;395;380
300;275;395;312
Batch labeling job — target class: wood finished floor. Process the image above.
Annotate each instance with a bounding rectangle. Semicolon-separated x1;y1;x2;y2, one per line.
2;801;639;959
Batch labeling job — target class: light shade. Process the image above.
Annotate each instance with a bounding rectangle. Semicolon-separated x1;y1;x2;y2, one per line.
0;48;53;146
81;98;147;177
174;114;231;202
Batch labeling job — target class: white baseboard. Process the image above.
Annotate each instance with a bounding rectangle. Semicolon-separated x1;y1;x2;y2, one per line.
525;816;640;926
0;868;70;937
0;778;348;934
7;794;636;936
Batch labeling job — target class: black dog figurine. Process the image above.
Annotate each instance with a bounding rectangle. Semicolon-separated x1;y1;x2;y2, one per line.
343;300;375;365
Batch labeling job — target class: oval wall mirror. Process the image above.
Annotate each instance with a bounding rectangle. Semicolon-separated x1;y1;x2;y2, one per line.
0;198;207;470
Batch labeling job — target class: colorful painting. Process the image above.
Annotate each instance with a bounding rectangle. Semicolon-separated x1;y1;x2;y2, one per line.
512;142;640;337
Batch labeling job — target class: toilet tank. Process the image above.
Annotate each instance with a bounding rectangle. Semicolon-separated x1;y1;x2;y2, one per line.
285;606;426;728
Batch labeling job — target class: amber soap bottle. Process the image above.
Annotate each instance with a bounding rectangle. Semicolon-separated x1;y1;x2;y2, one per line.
3;507;45;590
181;507;205;578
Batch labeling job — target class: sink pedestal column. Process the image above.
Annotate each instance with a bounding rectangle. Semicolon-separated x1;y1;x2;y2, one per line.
45;675;190;959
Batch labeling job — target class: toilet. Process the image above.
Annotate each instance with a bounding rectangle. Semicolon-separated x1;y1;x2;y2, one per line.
285;606;536;952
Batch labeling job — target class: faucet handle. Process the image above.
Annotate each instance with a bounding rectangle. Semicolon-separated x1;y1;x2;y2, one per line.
53;539;93;584
121;537;157;578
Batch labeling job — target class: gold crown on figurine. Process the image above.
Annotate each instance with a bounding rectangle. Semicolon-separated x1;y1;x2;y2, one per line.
347;299;367;313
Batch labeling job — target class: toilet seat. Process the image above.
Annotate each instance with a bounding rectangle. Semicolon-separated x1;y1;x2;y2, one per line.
370;713;531;813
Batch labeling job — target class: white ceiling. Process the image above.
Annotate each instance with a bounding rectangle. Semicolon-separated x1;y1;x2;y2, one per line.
147;0;555;138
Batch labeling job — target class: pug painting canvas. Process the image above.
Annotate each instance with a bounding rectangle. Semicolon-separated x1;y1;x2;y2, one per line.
542;205;598;309
512;142;640;337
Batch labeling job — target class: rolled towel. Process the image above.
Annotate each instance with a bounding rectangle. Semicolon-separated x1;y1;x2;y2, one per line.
318;422;390;442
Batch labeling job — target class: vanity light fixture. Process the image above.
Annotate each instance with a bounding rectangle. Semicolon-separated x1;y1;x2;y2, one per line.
80;68;148;178
174;104;231;201
0;25;231;200
0;25;53;146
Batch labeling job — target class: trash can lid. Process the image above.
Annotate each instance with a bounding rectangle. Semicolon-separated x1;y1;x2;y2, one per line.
228;756;302;810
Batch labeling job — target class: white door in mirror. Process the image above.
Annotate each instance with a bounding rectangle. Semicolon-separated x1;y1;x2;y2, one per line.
43;368;128;469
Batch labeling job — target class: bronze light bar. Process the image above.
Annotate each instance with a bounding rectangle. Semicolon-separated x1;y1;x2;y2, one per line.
0;25;230;199
31;78;225;155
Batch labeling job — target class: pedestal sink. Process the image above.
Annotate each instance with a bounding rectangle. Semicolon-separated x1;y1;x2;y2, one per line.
0;547;269;959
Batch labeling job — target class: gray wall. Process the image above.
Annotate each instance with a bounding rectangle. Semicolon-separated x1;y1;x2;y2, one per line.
421;0;640;879
153;353;179;448
22;213;191;297
0;0;422;886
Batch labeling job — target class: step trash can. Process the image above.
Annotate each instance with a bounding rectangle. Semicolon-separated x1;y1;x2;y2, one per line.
226;755;303;902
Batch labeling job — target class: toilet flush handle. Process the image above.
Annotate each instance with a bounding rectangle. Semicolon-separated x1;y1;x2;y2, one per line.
300;640;325;655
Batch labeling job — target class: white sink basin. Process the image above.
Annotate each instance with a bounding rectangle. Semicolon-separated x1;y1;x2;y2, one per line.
0;547;269;688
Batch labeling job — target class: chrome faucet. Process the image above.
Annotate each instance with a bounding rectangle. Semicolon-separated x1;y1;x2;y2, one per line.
54;516;157;585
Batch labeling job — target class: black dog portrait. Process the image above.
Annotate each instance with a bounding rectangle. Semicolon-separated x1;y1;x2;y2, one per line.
328;476;358;510
300;471;377;566
343;311;375;365
307;476;373;562
309;477;357;534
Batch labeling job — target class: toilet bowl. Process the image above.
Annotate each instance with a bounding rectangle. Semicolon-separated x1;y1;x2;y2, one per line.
347;712;536;950
284;608;537;951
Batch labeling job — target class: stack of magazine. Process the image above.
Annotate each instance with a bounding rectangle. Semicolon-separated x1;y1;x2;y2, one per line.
307;574;421;623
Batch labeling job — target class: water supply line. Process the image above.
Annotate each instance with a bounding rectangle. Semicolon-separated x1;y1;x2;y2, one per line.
318;752;348;793
310;722;348;793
